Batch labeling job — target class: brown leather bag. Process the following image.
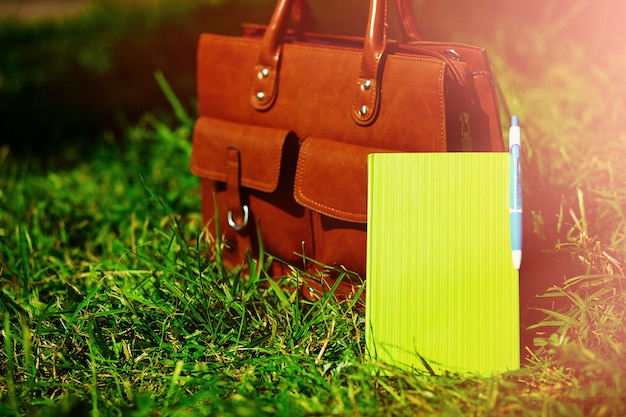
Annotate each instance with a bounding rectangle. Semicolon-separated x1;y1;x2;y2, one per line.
190;0;504;297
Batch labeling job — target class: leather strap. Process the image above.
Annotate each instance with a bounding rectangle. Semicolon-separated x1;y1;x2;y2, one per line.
249;0;293;112
225;147;247;230
395;0;422;42
225;147;252;263
292;0;317;36
292;0;422;42
250;0;406;126
351;0;386;126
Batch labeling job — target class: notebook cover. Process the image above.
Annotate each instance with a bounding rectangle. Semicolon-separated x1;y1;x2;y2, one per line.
366;153;519;376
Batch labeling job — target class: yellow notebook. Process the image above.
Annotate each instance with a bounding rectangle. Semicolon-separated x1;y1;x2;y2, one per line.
366;153;519;376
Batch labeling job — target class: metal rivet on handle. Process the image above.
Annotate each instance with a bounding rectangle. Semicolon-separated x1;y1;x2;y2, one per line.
258;67;270;79
361;79;372;90
359;105;368;116
256;91;266;101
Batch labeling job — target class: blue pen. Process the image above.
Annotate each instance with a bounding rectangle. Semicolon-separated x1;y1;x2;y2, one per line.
509;116;522;270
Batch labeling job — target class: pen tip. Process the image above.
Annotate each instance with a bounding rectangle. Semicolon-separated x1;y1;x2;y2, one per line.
511;115;518;127
512;250;522;270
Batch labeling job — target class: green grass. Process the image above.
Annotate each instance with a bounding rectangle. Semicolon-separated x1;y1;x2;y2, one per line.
2;1;626;415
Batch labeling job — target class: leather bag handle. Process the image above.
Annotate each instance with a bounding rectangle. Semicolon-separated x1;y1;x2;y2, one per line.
250;0;397;126
394;0;422;42
291;0;423;43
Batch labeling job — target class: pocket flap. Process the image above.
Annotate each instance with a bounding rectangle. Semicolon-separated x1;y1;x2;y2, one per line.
295;138;388;223
191;117;289;192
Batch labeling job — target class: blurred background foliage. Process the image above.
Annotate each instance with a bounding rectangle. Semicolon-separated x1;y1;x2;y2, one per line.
0;0;276;157
2;0;623;158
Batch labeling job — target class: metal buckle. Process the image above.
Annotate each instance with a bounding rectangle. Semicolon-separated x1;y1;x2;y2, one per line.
227;204;249;231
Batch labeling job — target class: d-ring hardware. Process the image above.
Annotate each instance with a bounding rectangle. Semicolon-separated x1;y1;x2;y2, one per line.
227;204;249;231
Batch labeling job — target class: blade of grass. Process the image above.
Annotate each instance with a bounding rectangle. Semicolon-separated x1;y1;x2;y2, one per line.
154;70;193;129
3;313;18;411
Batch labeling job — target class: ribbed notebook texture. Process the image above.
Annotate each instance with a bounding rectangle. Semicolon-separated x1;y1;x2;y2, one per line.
366;153;519;376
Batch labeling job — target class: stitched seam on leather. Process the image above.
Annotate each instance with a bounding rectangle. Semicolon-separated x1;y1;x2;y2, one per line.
191;119;286;192
355;0;389;124
251;42;280;110
383;0;388;47
265;47;281;103
371;56;446;150
295;139;366;222
438;64;446;150
241;130;285;191
351;77;378;125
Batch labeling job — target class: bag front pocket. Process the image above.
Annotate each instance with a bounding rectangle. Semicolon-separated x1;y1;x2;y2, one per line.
191;117;310;267
191;117;289;193
295;137;392;275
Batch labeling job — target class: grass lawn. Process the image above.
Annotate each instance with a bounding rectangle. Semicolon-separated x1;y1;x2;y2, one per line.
2;0;626;415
